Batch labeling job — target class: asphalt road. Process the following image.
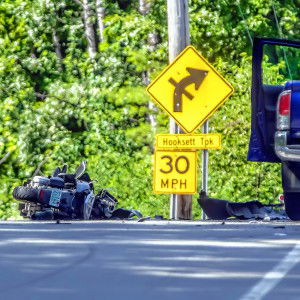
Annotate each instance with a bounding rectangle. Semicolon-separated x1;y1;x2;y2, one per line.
0;220;300;300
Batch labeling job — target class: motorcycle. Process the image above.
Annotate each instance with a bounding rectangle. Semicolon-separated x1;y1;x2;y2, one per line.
13;161;141;220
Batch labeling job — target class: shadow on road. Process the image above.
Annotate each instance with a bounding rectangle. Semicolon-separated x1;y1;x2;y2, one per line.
0;221;299;299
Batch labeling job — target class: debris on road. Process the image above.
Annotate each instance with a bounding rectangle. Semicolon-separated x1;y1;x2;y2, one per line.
198;190;289;221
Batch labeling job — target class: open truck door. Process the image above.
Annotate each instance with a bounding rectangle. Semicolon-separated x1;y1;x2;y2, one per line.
248;37;300;220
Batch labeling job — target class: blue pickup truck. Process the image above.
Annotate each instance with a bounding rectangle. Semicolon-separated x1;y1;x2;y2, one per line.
248;37;300;220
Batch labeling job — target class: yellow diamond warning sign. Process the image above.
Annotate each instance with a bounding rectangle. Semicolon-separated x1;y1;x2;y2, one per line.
146;46;234;133
153;150;197;194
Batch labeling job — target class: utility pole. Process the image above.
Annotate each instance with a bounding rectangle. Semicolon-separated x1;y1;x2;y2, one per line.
167;0;192;220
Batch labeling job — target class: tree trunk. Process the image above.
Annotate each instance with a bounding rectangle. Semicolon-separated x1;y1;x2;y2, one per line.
82;0;97;59
95;0;105;43
0;152;11;166
142;71;157;129
139;0;157;133
52;30;63;60
139;0;151;15
148;101;157;129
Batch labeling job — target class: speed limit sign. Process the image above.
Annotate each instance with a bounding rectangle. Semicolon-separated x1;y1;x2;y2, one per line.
153;150;197;194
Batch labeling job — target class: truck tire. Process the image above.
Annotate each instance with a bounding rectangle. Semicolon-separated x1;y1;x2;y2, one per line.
284;192;300;221
13;186;38;202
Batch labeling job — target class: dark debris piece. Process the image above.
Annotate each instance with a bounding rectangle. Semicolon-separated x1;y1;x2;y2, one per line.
197;190;230;220
138;216;151;222
227;201;288;220
198;190;289;221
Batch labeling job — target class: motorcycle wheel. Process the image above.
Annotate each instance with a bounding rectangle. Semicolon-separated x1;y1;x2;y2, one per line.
284;192;300;221
13;186;38;202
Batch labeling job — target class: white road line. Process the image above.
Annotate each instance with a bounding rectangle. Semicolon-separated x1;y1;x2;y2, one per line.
241;243;300;300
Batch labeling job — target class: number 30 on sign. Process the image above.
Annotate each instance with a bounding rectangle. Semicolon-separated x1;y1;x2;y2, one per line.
153;150;197;194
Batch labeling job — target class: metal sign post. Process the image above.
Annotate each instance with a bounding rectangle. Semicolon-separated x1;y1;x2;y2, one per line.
201;120;209;220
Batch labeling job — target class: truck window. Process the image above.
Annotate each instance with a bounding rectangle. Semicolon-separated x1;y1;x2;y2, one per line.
262;44;300;86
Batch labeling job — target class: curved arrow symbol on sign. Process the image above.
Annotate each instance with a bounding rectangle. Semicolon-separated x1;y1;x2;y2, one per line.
168;68;208;112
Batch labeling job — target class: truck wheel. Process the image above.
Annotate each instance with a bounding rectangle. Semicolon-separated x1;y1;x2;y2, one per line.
13;186;38;202
284;192;300;221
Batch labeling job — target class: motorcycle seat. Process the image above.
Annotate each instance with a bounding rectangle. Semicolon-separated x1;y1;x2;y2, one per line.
58;173;76;185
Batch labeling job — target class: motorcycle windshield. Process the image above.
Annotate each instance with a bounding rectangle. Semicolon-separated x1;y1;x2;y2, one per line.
248;37;300;162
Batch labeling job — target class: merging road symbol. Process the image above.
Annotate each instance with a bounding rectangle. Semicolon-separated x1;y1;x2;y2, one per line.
168;68;208;112
146;46;234;133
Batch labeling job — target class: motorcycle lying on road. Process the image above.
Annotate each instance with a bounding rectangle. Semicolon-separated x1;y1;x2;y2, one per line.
13;161;141;220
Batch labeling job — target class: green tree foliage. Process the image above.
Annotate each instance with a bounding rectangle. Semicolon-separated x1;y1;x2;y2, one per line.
0;0;299;219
